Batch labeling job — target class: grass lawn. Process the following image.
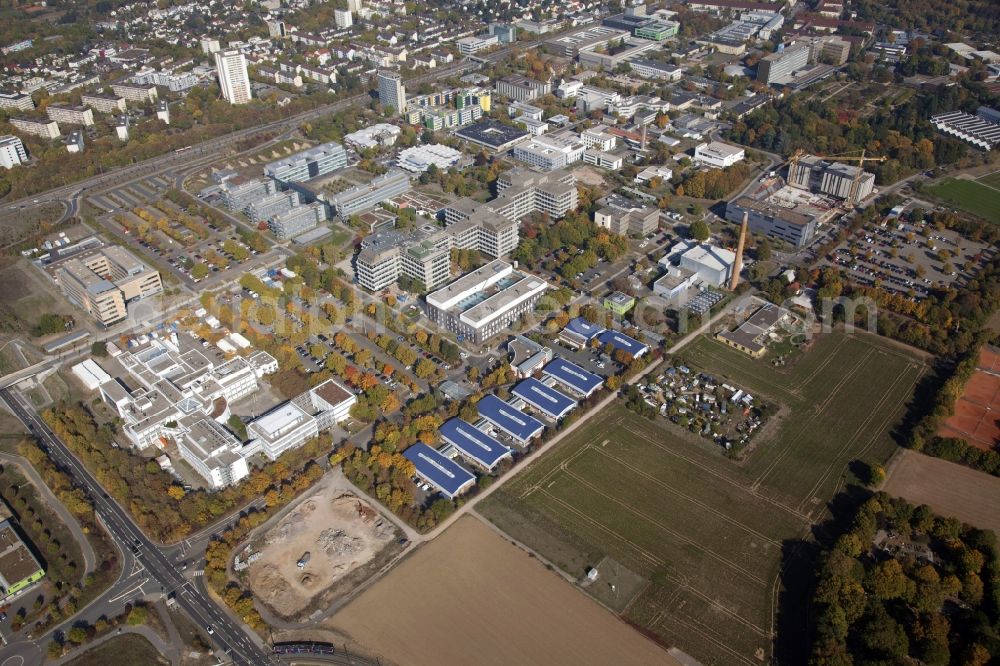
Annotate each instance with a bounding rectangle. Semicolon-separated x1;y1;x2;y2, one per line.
479;332;926;666
976;171;1000;190
927;178;1000;225
66;634;168;666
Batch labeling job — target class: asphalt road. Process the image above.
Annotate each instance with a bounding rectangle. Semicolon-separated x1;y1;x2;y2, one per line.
0;389;274;666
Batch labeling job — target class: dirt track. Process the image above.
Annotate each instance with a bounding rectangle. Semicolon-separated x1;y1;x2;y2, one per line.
883;449;1000;534
329;515;681;666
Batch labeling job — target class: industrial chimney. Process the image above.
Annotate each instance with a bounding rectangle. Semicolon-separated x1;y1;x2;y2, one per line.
729;212;748;291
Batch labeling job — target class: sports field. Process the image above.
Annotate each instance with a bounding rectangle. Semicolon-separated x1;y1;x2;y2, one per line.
480;332;925;665
927;178;1000;225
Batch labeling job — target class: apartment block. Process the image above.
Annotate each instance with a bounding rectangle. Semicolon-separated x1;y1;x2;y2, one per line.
0;91;34;111
81;93;127;114
0;136;27;168
111;82;158;103
46;104;95;127
10;117;60;139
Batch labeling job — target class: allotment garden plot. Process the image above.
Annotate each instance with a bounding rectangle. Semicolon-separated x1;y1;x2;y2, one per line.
480;331;925;665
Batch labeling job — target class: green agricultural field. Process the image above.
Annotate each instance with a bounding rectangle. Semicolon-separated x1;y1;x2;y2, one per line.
977;171;1000;190
480;332;925;666
927;178;1000;225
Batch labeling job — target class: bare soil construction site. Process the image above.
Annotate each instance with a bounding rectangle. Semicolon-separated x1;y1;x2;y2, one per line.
248;477;399;620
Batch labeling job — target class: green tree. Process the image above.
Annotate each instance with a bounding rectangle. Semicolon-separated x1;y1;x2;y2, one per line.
191;263;209;280
689;219;710;241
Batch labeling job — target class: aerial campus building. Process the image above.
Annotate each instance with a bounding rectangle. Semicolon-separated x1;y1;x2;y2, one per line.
542;357;604;398
511;377;577;420
45;240;163;326
787;154;876;202
511;132;586;171
403;443;476;499
477;394;545;445
355;224;452;292
724;196;818;249
263;141;348;185
439;417;513;471
425;260;550;344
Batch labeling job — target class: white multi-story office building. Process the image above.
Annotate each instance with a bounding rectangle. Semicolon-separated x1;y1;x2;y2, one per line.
268;202;327;240
511;132;585;171
355;226;452;292
694;141;745;168
214;49;252;104
0;136;27;168
323;169;411;217
426;260;550;344
263;141;347;184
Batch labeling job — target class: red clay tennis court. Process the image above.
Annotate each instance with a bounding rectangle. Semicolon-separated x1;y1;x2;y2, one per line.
939;347;1000;451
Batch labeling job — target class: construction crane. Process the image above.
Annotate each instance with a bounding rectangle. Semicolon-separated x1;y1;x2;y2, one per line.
784;149;887;207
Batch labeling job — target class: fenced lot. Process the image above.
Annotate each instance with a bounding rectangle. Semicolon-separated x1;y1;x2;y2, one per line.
480;332;925;665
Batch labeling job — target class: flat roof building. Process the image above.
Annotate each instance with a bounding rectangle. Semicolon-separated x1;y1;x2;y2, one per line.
542;358;604;398
403;442;476;498
725;196;817;248
355;225;452;292
51;244;162;326
264;141;348;184
455;119;530;152
512;378;577;420
322;169;411;218
597;329;649;358
512;132;586;171
477;394;545;444
694;141;745;168
0;508;45;603
439;417;512;471
0;135;27;169
425;260;550;344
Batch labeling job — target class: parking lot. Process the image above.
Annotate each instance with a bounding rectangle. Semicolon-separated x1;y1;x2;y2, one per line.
817;221;994;299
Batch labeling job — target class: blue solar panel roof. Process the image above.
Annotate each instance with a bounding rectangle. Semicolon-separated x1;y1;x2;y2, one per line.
477;394;545;442
403;443;476;498
564;317;605;341
597;329;649;356
543;358;604;396
512;378;577;419
439;418;512;469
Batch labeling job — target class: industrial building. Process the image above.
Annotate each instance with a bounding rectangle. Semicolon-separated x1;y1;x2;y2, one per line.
403;442;476;499
511;132;586;171
355;225;452;292
476;394;545;445
787;154;876;202
657;240;737;288
49;244;163;326
264;141;348;184
425;260;550;344
725;196;818;248
439;417;513;471
542;358;604;398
